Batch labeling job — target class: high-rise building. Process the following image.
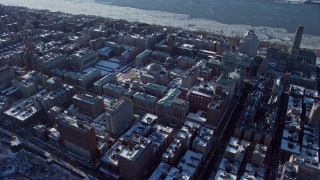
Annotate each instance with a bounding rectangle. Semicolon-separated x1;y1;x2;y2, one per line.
181;66;198;89
23;34;33;52
222;52;251;76
117;134;153;180
57;114;97;161
279;155;320;180
0;66;15;90
187;90;212;112
239;30;259;58
308;102;320;127
290;25;304;61
72;93;104;117
167;35;177;55
207;91;230;128
105;99;133;135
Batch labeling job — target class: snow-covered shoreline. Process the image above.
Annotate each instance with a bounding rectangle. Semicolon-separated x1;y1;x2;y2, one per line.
2;0;320;50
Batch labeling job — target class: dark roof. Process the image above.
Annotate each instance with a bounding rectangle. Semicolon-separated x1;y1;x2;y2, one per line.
299;50;316;58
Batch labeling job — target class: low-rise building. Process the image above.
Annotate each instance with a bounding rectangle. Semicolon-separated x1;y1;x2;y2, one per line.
93;73;117;94
133;92;157;113
224;137;250;164
192;126;214;155
78;69;101;90
4;90;46;127
103;83;125;99
136;49;153;68
140;63;169;86
121;47;140;64
176;150;203;179
144;83;167;98
251;144;268;167
68;48;98;70
162;138;185;165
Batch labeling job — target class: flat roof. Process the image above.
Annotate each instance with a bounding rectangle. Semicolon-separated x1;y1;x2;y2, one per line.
177;150;203;175
73;93;102;105
94;73;116;86
177;56;196;63
145;83;167;92
118;134;151;161
140;113;158;125
158;89;181;106
103;83;125;92
133;92;157;102
58;114;93;131
136;49;153;59
216;76;237;87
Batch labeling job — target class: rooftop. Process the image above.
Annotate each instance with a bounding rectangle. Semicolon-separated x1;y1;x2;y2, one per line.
133;92;157;102
136;49;153;59
94;73;116;86
58;113;93;131
73;93;103;105
177;56;196;63
158;88;181;106
149;162;171;180
4;90;46;121
144;83;167;93
103;83;125;92
118;134;151;161
177;150;203;175
216;75;237;87
78;69;101;82
166;167;192;180
218;157;240;175
242;163;265;179
140;113;158;125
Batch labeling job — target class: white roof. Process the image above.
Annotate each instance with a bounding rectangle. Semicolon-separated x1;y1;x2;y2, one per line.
215;169;237;180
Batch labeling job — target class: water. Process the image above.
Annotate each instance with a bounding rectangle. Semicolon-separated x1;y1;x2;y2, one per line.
96;0;320;36
2;0;320;50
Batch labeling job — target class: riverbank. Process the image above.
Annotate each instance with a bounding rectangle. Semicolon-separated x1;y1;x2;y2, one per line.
2;0;320;50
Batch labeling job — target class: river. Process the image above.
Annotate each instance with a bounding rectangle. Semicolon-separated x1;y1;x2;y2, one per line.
2;0;320;50
96;0;320;36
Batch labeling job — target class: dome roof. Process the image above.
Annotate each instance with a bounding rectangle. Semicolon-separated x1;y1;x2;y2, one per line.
147;63;161;72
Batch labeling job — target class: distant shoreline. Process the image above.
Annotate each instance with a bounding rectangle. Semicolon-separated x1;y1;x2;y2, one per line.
2;0;320;51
